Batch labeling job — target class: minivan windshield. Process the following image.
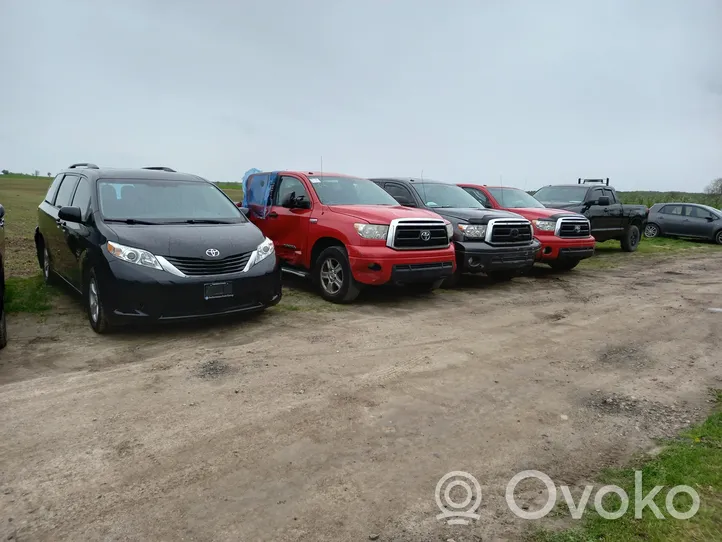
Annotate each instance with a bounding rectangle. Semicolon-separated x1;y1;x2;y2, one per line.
413;183;484;209
534;186;588;204
309;175;399;206
98;179;244;223
488;187;545;209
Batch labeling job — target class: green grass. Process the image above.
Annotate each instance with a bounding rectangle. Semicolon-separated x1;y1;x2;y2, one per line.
4;274;56;313
618;191;722;209
578;237;722;270
530;397;722;542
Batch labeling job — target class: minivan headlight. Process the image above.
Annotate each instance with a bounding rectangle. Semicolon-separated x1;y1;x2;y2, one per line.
252;237;275;266
106;241;162;270
354;223;389;240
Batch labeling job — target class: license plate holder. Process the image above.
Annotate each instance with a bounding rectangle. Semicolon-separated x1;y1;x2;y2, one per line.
204;282;233;300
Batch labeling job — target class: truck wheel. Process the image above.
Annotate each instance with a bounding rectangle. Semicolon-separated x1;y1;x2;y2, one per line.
644;223;660;238
86;269;111;334
314;246;361;303
487;270;517;281
548;260;579;271
407;279;444;294
621;224;640;252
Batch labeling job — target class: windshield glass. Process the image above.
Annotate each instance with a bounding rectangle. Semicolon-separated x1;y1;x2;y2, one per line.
488;187;545;208
413;183;483;208
98;179;244;223
309;176;399;205
534;186;588;204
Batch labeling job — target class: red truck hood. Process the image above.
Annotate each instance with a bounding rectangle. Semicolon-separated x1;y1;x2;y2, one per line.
328;204;445;223
498;207;578;220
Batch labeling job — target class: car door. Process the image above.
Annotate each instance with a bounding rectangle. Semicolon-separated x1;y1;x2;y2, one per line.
682;205;716;238
658;204;685;235
602;189;624;231
582;188;609;234
61;176;93;288
47;174;80;281
264;175;312;265
382;182;418;207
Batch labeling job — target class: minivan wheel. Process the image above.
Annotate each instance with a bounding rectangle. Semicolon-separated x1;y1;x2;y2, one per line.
314;246;361;303
644;223;660;238
42;246;57;285
86;269;111;333
0;307;7;349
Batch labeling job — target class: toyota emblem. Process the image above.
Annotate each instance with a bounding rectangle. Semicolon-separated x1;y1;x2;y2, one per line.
420;230;431;241
510;228;519;238
205;248;220;257
574;225;581;233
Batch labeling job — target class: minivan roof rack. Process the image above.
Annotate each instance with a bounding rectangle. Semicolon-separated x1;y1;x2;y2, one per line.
578;177;609;186
68;162;99;169
142;166;176;172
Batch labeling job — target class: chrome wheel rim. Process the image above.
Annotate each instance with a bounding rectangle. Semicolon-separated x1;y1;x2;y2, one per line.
89;279;99;323
717;232;722;244
43;248;50;279
644;225;658;238
320;258;343;295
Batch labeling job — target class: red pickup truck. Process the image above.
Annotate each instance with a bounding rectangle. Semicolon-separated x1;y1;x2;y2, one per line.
240;171;456;302
458;184;595;271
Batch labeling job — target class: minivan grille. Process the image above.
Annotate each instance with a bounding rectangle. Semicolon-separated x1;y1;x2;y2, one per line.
557;217;591;238
389;219;449;250
165;252;252;276
488;220;533;244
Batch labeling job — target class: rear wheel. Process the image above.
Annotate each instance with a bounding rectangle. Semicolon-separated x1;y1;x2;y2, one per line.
548;260;579;271
0;306;7;349
621;224;640;252
86;269;111;334
314;246;361;303
41;245;58;285
644;223;660;238
715;230;722;245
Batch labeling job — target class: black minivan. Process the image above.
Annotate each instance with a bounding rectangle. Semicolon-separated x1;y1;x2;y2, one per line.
35;164;282;333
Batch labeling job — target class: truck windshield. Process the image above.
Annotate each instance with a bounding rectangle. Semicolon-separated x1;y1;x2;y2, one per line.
488;187;545;208
98;179;244;223
534;186;588;204
413;183;483;209
309;176;399;206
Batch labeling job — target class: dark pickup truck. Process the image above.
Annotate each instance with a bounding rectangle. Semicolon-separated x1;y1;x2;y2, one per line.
534;178;648;252
370;177;541;286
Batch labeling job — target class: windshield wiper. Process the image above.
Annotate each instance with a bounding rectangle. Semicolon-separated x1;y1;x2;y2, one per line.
104;218;160;225
170;219;234;224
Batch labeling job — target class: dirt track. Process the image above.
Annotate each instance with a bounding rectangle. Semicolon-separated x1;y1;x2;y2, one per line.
1;255;721;541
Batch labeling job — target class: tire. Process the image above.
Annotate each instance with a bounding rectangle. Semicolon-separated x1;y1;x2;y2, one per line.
86;269;111;333
487;270;517;281
41;245;58;286
715;230;722;245
407;279;444;294
621;224;641;252
644;223;660;238
313;246;361;303
0;307;7;349
548;260;580;271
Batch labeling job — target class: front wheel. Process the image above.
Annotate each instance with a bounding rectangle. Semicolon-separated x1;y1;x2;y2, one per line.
313;246;361;303
644;223;660;238
548;260;580;271
715;230;722;245
621;224;641;252
86;269;111;333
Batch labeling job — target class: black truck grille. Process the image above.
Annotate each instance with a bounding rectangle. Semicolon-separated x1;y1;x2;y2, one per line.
165;252;252;276
557;218;591;238
488;220;533;244
391;220;449;250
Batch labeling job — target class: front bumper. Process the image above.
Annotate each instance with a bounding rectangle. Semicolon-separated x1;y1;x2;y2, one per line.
535;235;596;262
346;244;456;285
456;239;542;274
101;254;282;323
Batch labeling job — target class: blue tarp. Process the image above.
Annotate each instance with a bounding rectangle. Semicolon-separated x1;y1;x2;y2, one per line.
242;170;279;219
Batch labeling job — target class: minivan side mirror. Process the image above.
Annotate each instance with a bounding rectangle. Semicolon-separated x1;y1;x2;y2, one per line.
596;196;611;206
58;206;82;223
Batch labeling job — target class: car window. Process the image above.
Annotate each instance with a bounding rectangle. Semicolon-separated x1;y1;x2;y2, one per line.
383;183;416;206
411;183;484;209
685;206;714;219
662;205;683;215
602;189;617;203
589;188;605;202
44;174;64;204
71;177;92;218
463;187;491;207
54;175;80;207
275;176;309;205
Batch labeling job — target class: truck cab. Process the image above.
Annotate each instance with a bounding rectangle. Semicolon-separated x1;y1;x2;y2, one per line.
370;177;541;286
242;171;456;302
533;178;648;252
458;184;595;271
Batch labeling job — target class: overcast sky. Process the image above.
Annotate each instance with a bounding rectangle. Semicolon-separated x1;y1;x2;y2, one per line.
1;0;721;191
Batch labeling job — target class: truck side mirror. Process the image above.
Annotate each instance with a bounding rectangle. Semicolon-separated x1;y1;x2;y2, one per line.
596;196;611;206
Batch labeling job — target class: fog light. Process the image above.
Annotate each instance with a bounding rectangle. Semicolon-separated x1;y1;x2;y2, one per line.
544;247;552;255
368;263;382;271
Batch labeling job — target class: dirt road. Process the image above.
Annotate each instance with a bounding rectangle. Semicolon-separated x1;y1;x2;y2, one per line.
1;255;721;541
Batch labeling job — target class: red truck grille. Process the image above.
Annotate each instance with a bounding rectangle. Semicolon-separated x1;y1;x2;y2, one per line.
556;217;591;238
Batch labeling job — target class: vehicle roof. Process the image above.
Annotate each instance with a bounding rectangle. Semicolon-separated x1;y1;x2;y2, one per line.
59;166;205;183
369;177;453;185
652;202;719;210
255;171;357;178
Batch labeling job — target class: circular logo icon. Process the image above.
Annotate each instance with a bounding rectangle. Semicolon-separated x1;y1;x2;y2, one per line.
510;228;519;238
574;225;581;233
205;248;220;257
435;471;482;525
421;230;431;241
